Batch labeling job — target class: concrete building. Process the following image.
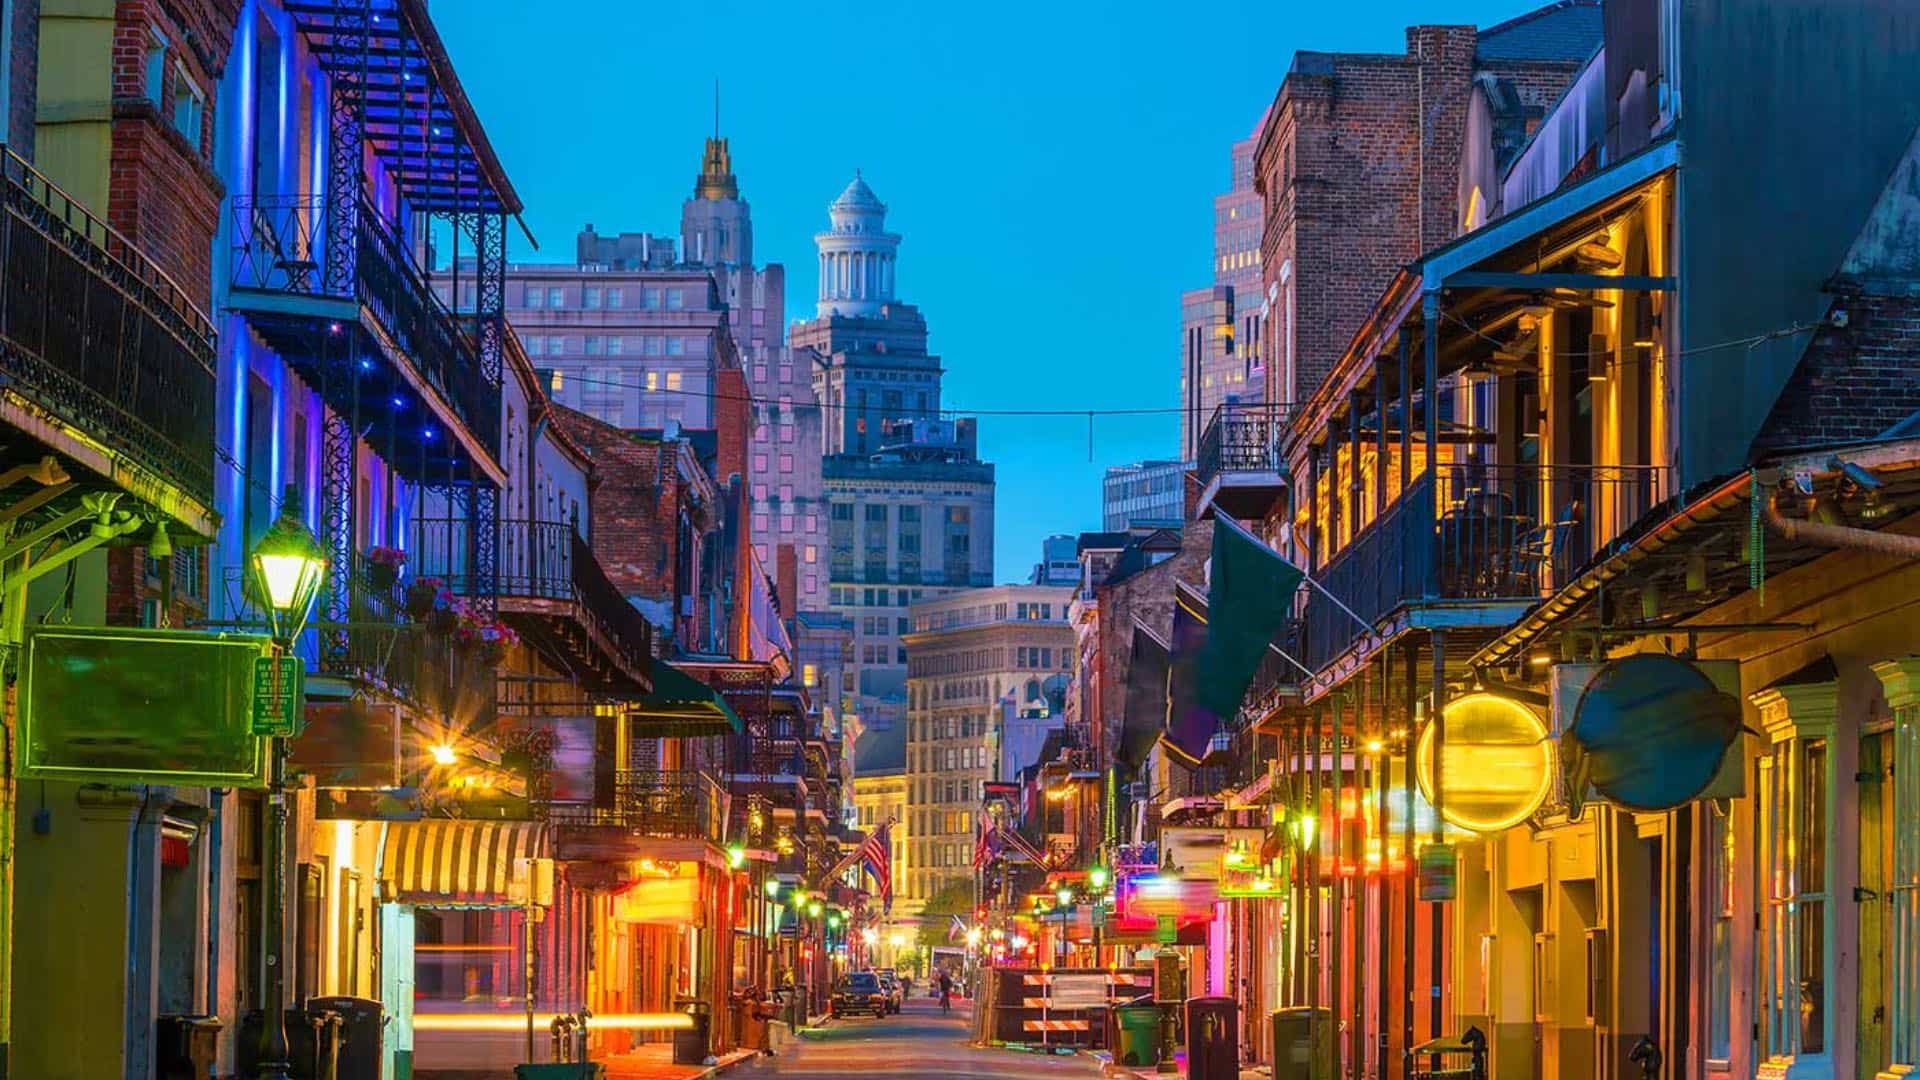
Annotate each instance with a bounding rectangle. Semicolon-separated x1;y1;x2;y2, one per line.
1030;534;1080;587
1102;460;1189;530
793;175;997;736
900;585;1075;909
1180;112;1269;461
747;343;830;613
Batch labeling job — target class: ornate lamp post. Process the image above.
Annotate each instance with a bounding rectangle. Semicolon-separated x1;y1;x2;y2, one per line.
246;489;327;1080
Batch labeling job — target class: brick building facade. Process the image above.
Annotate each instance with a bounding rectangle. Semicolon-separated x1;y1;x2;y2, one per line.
1254;4;1600;405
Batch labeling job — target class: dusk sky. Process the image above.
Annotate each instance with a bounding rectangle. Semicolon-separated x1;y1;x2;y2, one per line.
438;0;1552;582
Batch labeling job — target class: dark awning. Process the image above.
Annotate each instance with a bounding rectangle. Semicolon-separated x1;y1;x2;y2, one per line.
629;661;744;737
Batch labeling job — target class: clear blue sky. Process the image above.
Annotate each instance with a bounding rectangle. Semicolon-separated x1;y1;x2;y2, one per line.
437;0;1550;582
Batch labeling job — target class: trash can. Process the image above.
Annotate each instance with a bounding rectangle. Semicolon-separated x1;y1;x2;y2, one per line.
156;1014;224;1079
235;1009;327;1080
1185;997;1239;1080
673;997;712;1065
1270;1006;1334;1080
306;996;383;1080
1114;1002;1163;1067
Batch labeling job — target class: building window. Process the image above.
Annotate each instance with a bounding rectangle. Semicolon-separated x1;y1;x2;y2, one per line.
667;337;685;356
1706;805;1734;1065
642;287;661;309
606;288;623;308
144;29;168;107
665;371;683;391
1754;683;1838;1066
645;336;664;356
584;287;601;308
171;65;205;147
1874;661;1920;1073
666;288;684;311
585;336;601;355
548;287;564;307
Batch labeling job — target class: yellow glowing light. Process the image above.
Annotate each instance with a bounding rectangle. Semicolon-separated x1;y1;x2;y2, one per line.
413;1012;692;1032
861;928;879;945
887;933;906;948
1414;692;1554;834
430;744;457;766
965;928;983;946
1364;739;1385;755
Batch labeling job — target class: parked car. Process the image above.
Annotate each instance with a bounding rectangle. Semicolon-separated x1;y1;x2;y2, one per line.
831;972;888;1019
875;970;903;1014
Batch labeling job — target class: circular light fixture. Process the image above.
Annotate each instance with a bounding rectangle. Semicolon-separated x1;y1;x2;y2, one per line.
1414;692;1554;833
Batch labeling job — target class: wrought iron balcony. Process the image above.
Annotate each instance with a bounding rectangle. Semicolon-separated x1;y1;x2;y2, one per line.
410;517;653;695
1303;463;1667;669
0;146;216;514
1196;402;1291;484
228;194;500;469
547;768;729;849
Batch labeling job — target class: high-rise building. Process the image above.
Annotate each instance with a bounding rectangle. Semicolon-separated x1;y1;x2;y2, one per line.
793;175;996;738
899;585;1074;908
1103;460;1189;530
1030;534;1080;586
1180;111;1270;461
746;343;830;612
499;135;786;431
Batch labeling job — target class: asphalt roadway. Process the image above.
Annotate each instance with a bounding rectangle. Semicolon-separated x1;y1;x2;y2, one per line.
733;996;1101;1079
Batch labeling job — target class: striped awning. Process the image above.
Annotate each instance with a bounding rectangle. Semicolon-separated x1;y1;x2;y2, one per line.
380;820;548;906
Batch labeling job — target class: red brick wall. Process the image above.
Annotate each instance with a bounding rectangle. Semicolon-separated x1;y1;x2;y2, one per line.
1256;25;1584;406
1752;293;1920;455
553;406;681;603
107;0;237;313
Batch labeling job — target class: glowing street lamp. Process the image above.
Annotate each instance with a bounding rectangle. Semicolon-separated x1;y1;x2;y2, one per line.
1088;866;1110;890
1055;886;1074;906
246;488;327;1080
861;928;880;945
765;878;782;898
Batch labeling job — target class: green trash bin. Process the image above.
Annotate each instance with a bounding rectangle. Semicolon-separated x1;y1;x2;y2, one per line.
1114;1003;1163;1067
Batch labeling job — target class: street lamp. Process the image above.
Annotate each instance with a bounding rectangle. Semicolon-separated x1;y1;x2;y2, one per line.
246;488;326;1080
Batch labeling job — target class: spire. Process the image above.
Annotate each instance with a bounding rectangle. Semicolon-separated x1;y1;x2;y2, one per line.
695;132;738;201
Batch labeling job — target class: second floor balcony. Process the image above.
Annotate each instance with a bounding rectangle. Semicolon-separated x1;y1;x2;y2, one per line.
547;767;729;859
0;146;215;533
1195;402;1293;520
413;517;653;696
1304;462;1667;672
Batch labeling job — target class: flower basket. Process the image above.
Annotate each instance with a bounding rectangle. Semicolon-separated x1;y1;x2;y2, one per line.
406;577;445;621
450;598;517;666
366;546;407;591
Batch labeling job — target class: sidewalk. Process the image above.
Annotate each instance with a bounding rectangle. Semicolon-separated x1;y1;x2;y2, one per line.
599;1045;759;1080
1084;1048;1270;1080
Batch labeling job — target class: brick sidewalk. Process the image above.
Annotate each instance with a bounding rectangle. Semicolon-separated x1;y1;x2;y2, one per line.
599;1045;759;1080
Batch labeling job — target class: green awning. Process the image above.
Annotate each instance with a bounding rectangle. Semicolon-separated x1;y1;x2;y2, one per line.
628;661;744;736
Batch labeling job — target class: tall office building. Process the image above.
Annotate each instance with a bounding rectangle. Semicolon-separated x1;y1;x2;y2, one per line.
1030;534;1080;586
793;175;996;740
501;135;785;430
1179;110;1270;461
899;585;1074;909
1103;460;1189;529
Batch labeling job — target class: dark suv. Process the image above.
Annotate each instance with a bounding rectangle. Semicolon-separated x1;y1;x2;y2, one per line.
831;971;888;1019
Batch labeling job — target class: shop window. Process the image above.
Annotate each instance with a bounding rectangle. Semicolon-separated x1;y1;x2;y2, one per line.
1873;661;1920;1072
1706;805;1735;1064
1753;682;1839;1067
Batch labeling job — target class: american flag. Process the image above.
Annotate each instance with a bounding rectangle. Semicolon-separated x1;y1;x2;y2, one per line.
972;820;999;870
829;820;894;913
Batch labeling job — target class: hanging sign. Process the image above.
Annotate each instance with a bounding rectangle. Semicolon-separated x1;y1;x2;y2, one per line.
1418;844;1457;902
1415;693;1554;833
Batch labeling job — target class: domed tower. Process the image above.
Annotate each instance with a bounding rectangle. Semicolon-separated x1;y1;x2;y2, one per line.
815;172;900;317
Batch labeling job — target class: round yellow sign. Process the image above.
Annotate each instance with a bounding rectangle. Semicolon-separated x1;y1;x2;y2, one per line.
1415;692;1554;833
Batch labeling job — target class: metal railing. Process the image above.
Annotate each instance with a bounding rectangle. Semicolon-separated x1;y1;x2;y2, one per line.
546;768;728;844
229;194;499;455
0;146;215;499
411;517;653;677
1196;402;1292;485
1304;463;1666;668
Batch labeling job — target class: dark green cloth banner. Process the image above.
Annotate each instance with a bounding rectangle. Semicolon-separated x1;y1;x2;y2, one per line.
1198;513;1305;720
1162;582;1217;765
1120;620;1170;768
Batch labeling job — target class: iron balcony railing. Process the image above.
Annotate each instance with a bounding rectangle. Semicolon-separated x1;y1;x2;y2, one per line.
229;194;499;455
1303;463;1667;669
410;517;654;678
1196;402;1293;486
0;146;216;501
546;768;728;845
219;558;492;717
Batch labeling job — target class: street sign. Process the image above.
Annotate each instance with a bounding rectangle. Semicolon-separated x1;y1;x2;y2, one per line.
1418;843;1457;902
252;656;304;736
1155;914;1177;943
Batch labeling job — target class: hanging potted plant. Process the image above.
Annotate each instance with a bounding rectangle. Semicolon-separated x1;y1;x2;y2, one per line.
365;545;407;591
407;575;448;622
500;724;559;804
452;598;518;666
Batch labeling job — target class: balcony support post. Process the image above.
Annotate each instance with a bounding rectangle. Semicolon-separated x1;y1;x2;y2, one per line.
1400;637;1418;1076
1374;357;1389;520
1427;628;1447;1055
320;392;357;655
1422;292;1441;600
1347;391;1362;540
323;0;370;296
1398;330;1412;500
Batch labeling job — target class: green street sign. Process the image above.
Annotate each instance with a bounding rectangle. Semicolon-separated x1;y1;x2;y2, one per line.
252;656;304;736
1155;914;1176;943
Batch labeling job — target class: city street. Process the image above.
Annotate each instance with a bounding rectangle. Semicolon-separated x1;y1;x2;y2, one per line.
737;998;1097;1079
